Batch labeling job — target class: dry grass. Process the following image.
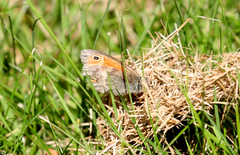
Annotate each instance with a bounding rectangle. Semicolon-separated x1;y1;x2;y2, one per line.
95;20;240;153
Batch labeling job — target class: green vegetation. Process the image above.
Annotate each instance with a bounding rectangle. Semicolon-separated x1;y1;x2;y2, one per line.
0;0;240;154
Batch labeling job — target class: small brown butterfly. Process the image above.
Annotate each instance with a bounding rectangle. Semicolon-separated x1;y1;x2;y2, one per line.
80;49;142;95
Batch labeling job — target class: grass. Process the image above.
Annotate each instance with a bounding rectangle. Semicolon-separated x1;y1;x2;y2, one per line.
0;0;240;154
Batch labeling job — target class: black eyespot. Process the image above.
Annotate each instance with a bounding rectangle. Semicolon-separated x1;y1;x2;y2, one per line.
94;56;99;60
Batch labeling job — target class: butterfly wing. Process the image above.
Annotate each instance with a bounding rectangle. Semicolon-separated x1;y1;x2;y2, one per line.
80;49;142;95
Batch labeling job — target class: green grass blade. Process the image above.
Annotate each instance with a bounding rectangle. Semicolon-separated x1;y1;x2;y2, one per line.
92;0;112;49
47;76;92;153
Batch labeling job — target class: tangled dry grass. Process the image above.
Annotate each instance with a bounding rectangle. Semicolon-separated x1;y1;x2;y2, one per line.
96;19;240;153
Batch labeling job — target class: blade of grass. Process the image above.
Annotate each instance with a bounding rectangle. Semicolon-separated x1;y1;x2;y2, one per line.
80;5;87;49
44;50;90;97
133;5;160;55
204;112;234;154
92;0;112;49
217;0;232;52
8;15;16;66
213;85;220;129
9;49;34;102
25;0;83;81
236;68;240;149
48;76;92;152
32;18;40;76
184;137;193;155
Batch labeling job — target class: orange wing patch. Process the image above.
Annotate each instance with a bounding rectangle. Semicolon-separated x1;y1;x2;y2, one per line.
103;56;123;71
86;54;123;71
